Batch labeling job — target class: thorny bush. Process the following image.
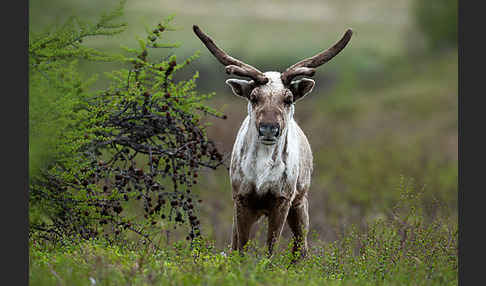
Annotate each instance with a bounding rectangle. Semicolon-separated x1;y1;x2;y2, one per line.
29;5;226;246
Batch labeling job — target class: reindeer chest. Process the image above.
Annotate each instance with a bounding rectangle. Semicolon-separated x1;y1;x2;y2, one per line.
243;148;286;194
232;146;300;199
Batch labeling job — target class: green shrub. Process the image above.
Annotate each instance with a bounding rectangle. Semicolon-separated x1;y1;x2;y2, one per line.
29;1;126;177
413;0;457;51
29;3;225;245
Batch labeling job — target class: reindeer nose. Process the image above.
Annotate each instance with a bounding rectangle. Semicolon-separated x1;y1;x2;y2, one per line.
258;123;280;137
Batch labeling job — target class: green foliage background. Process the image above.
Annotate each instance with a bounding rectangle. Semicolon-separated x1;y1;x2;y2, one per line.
414;0;457;51
29;0;457;284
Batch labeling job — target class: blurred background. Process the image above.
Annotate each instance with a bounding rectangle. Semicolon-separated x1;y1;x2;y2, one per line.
30;0;457;248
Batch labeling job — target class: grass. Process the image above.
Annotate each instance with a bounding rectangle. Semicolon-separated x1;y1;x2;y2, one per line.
30;232;457;286
30;180;457;286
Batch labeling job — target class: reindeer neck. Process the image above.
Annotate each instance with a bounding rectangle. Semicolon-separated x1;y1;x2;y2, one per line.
245;117;290;164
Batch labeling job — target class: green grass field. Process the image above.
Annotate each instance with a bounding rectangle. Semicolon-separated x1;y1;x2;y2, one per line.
29;179;457;285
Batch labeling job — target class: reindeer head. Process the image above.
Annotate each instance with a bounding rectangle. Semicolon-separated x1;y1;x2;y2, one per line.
193;25;352;145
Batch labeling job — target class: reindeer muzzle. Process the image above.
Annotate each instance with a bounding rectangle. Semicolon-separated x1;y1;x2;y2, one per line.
258;123;280;145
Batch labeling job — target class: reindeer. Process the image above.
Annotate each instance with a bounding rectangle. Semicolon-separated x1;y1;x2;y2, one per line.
193;25;352;258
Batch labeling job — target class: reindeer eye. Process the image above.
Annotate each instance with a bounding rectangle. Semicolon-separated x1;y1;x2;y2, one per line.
284;97;293;105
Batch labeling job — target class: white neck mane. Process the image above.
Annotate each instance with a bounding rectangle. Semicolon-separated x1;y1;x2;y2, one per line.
232;113;300;196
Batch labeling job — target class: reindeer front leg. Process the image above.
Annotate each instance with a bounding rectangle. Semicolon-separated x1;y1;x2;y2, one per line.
231;208;238;251
267;196;291;256
233;199;260;252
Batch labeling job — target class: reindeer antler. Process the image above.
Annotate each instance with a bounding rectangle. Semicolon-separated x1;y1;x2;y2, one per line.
281;29;353;86
193;25;269;85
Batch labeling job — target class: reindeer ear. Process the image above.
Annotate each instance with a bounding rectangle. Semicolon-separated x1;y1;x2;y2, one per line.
225;79;255;99
290;78;315;103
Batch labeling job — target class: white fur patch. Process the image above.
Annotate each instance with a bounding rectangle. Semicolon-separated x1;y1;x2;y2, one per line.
251;141;285;192
264;71;284;88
